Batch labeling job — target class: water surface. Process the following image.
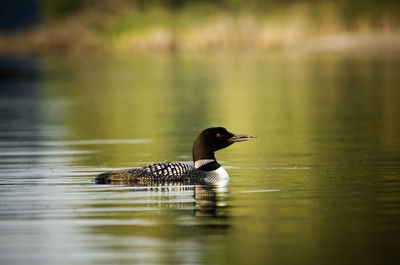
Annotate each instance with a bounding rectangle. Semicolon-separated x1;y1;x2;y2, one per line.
1;54;400;265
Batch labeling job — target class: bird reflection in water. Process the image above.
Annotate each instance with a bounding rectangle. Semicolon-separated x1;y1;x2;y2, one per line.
102;180;229;218
194;184;224;217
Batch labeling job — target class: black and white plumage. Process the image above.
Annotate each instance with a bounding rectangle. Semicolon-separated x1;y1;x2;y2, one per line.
95;127;256;185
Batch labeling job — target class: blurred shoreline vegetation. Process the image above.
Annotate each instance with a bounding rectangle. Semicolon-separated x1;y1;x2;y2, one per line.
1;0;400;55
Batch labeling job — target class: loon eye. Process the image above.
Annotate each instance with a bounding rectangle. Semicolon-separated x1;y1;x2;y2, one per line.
216;133;223;139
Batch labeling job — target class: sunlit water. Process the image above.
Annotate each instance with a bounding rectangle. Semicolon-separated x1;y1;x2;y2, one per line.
1;54;400;265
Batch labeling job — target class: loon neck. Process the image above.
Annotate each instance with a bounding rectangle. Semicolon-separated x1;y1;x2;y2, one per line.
195;159;221;171
192;134;217;162
195;159;216;168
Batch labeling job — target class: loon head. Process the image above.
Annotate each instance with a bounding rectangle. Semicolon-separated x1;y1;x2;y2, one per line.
192;127;256;162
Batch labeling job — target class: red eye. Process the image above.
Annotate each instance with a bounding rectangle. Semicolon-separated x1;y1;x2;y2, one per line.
216;133;223;139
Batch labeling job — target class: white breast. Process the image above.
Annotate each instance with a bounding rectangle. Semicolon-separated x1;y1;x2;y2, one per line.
209;167;229;186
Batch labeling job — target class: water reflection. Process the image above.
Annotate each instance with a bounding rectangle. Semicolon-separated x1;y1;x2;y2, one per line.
83;184;230;264
0;57;41;80
1;54;400;265
194;185;222;217
93;183;229;218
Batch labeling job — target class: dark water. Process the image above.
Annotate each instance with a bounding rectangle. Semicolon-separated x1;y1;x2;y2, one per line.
1;54;400;265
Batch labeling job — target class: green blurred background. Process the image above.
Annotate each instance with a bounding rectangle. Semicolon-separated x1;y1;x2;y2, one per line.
1;0;399;54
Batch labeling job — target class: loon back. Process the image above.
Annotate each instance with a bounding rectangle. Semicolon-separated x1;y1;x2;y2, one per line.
94;127;256;185
95;162;206;184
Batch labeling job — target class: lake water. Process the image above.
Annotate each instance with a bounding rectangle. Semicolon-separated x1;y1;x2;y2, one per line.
1;53;400;265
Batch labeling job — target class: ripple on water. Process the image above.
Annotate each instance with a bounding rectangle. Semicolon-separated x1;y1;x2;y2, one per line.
227;166;310;170
0;139;152;147
232;189;281;193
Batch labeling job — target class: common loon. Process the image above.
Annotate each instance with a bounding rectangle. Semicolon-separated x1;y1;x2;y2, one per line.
95;127;256;185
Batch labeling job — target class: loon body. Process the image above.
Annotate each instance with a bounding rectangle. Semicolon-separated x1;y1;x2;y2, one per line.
95;127;255;185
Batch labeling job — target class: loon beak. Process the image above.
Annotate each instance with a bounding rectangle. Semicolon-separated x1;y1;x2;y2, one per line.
229;134;257;143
